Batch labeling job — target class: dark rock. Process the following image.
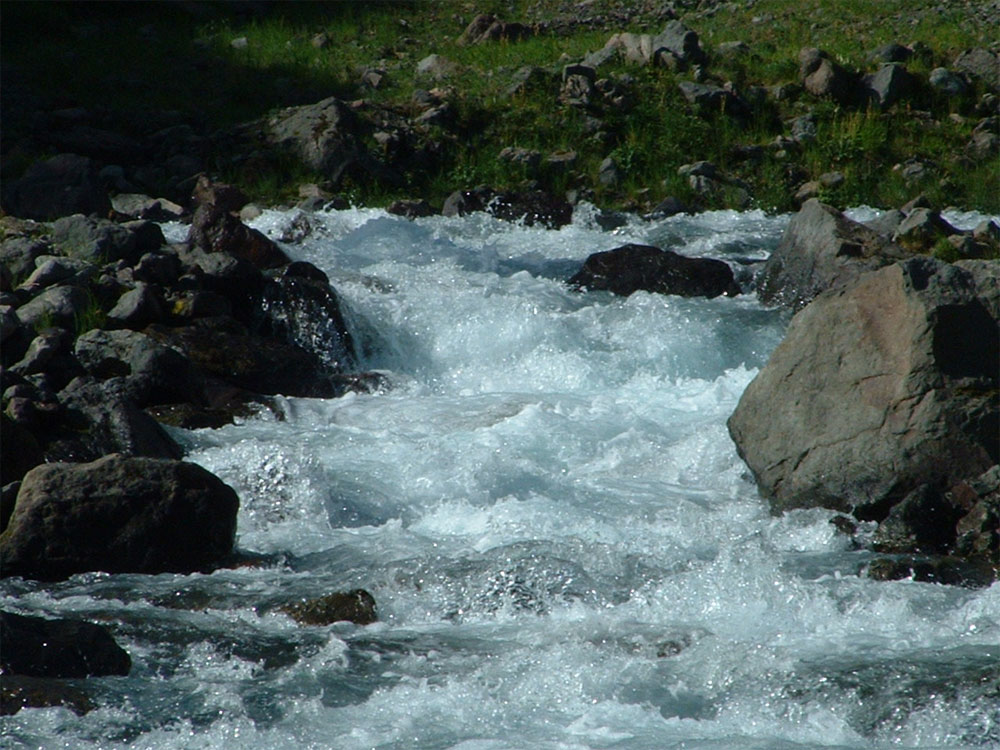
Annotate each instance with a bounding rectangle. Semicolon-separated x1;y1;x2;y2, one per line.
280;589;377;625
729;257;999;519
953;465;1000;565
506;66;554;97
645;196;689;219
74;328;197;407
188;179;289;270
864;209;906;240
0;610;130;677
144;317;338;398
20;256;97;290
53;376;184;462
107;282;168;330
892;207;958;251
9;328;73;377
124;220;167;255
929;68;970;97
758;200;908;310
954;48;1000;92
133;251;181;286
873;484;967;553
0;455;239;579
258;267;356;373
1;237;51;282
1;414;44;483
0;154;110;221
568;243;740;298
599;157;621;187
443;187;573;229
1;675;95;716
386;199;435;218
14;284;90;329
864;63;918;109
867;556;996;587
1;481;19;532
52;214;139;265
678;81;749;118
562;73;595;106
799;48;856;105
868;43;912;64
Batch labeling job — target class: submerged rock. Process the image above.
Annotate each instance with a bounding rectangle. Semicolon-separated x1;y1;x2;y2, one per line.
280;589;377;625
729;257;998;522
568;243;740;298
0;455;239;580
0;610;131;677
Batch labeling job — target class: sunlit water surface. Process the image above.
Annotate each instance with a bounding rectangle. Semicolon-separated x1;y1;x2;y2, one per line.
3;205;998;749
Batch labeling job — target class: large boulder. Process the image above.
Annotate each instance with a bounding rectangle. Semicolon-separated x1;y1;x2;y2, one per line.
568;243;741;298
442;187;573;229
0;610;130;677
729;257;998;520
799;48;857;105
757;199;909;309
0;455;239;580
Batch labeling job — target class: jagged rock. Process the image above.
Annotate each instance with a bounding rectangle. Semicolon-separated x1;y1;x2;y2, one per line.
568;243;740;299
0;610;130;677
929;68;970;97
864;63;918;108
0;154;110;221
20;256;97;290
873;483;968;553
954;465;1000;564
188;178;290;270
52;214;139;265
606;32;655;65
757;199;908;309
0;455;239;579
954;48;1000;92
892;207;958;251
651;20;707;67
562;73;595;106
729;257;999;520
280;589;378;625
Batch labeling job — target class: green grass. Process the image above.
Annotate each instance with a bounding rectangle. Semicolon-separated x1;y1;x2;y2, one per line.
2;0;998;214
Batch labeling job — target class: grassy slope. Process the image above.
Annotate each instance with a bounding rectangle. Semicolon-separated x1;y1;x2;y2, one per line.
1;0;997;213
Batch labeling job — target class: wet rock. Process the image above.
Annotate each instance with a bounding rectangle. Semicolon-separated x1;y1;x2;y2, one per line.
758;199;907;310
0;610;130;677
568;243;740;299
386;199;436;218
0;455;239;579
1;675;95;716
280;589;378;625
953;465;1000;565
873;483;968;553
0;154;110;221
729;257;999;520
645;196;689;219
442;187;573;229
867;555;996;587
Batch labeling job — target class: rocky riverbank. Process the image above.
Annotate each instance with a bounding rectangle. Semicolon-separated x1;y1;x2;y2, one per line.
1;0;998;718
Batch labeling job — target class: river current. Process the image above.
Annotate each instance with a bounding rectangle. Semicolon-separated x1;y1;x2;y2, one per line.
3;205;998;749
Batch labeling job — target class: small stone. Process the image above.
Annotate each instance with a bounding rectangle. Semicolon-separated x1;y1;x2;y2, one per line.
280;589;377;625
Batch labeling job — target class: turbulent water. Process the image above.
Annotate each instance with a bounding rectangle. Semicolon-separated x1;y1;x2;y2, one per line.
4;205;999;750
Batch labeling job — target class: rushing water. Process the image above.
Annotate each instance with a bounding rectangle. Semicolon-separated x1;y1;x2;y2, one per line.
4;206;999;750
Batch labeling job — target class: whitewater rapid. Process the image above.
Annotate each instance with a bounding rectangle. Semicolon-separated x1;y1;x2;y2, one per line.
3;205;998;749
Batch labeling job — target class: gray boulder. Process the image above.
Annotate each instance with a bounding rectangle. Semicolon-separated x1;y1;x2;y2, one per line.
52;214;138;265
652;21;707;67
954;48;1000;92
864;63;917;108
14;285;90;329
107;282;168;330
729;257;998;519
0;455;239;580
757;199;908;309
1;237;51;282
929;68;970;97
799;48;856;105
